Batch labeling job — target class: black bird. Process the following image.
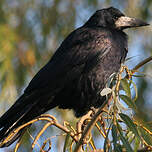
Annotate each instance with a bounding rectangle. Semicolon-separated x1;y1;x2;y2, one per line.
0;7;149;147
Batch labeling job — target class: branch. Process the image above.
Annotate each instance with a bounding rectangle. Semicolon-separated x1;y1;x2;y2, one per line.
132;56;152;73
74;101;107;152
0;114;78;149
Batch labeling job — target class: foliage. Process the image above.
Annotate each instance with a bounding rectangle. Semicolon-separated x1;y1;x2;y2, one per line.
1;57;152;152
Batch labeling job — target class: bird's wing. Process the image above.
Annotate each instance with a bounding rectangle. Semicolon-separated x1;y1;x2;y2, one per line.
0;27;113;131
25;27;112;94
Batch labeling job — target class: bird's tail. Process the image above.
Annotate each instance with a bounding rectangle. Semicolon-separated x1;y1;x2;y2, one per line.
0;93;56;148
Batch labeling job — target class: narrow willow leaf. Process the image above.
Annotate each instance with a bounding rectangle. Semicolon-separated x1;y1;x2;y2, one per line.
125;56;138;62
106;72;116;88
115;144;122;152
63;133;71;152
100;88;112;96
104;123;112;152
121;79;131;98
132;74;145;77
139;127;152;145
119;134;133;152
119;113;140;139
117;123;133;152
112;124;117;151
119;95;137;112
129;80;138;102
127;131;135;144
134;137;140;152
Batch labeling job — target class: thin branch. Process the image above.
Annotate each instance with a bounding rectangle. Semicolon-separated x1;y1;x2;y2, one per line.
31;122;52;150
0;114;78;148
74;101;107;152
76;110;93;140
132;56;152;72
95;123;106;138
40;138;52;152
137;146;152;152
14;128;27;152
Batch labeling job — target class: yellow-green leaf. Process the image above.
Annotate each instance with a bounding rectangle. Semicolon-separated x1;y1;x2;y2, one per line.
104;123;112;151
117;123;133;152
112;124;118;151
121;79;131;98
119;113;140;139
119;95;137;112
139;127;152;145
129;80;138;102
63;133;71;152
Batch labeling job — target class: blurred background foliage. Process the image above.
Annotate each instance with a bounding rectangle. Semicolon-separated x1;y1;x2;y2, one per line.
0;0;151;151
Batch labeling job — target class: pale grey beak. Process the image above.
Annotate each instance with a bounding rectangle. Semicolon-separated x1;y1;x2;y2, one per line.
115;16;149;30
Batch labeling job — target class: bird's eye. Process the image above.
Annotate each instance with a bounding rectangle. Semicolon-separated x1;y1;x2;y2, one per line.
114;16;119;20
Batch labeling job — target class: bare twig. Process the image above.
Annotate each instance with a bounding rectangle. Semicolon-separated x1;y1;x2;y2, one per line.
0;114;78;149
31;122;52;150
74;102;107;152
40;138;52;152
89;137;96;150
76;110;93;140
95;123;106;138
132;56;152;72
125;56;152;78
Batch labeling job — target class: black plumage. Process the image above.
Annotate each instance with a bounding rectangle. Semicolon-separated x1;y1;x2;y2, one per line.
0;7;149;147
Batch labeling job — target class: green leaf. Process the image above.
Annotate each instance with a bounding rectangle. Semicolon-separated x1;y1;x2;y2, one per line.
127;131;135;144
119;95;137;112
117;123;134;152
125;56;138;62
134;137;140;152
115;144;123;152
139;127;152;145
121;79;131;98
112;124;118;151
129;80;138;102
104;123;112;152
63;133;71;152
132;74;145;77
119;113;140;139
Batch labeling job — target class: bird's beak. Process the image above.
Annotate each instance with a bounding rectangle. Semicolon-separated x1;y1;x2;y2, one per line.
115;16;149;30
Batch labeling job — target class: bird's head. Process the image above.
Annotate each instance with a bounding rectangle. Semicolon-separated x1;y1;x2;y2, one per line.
84;7;149;30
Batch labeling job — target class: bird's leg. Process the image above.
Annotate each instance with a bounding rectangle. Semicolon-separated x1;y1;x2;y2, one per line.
76;108;100;151
75;110;93;151
90;107;99;116
76;110;92;139
76;107;103;143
